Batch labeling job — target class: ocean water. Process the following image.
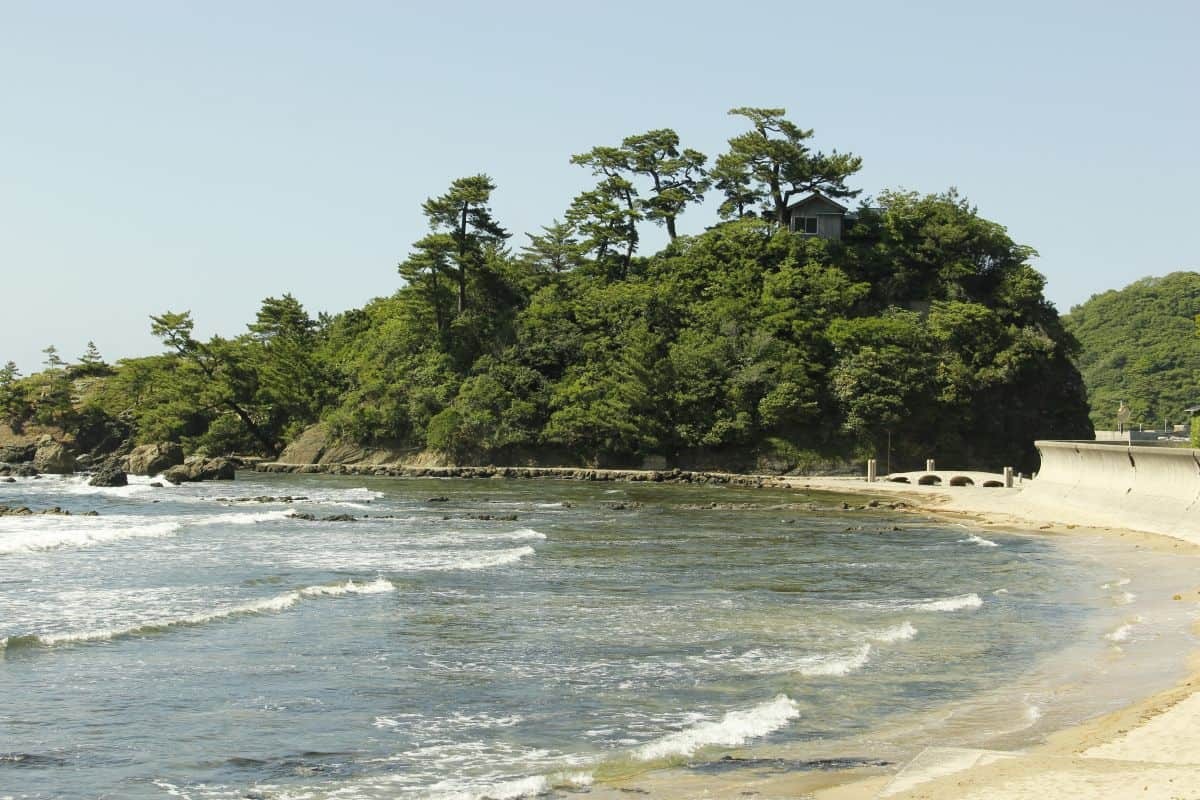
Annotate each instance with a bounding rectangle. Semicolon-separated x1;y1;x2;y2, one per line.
0;472;1194;799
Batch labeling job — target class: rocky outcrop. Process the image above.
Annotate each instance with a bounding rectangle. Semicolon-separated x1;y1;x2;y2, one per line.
0;444;35;463
163;456;237;484
255;462;790;488
277;423;330;465
0;463;39;477
0;505;98;516
123;442;184;476
88;461;128;487
276;423;416;466
32;436;75;474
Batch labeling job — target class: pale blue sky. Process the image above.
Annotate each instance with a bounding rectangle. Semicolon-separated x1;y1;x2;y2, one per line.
2;1;1197;373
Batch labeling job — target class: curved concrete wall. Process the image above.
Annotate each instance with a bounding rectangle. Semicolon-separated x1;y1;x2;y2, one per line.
1027;440;1200;539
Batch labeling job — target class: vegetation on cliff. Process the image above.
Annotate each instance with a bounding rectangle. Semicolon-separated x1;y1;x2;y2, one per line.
1;108;1092;472
1063;271;1200;431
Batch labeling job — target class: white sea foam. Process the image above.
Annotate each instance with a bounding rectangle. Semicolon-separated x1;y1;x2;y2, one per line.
1115;591;1137;606
426;775;550;800
44;473;172;498
1106;616;1143;643
872;621;918;642
6;578;394;649
959;534;999;547
1106;625;1133;642
797;644;872;677
0;507;299;555
704;644;872;677
634;695;799;760
276;543;538;573
0;518;182;554
501;528;547;542
906;593;983;612
188;510;294;527
428;546;536;571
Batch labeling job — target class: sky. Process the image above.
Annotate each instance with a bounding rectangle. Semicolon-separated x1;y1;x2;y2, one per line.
2;0;1197;373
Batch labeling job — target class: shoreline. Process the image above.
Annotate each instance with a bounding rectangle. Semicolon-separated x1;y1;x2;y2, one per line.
254;464;1200;798
715;476;1200;799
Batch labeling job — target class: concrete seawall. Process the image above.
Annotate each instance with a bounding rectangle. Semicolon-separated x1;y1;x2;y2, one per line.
1025;440;1200;540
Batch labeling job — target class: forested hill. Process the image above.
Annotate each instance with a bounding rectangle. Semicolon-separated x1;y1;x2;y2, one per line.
1;108;1092;474
1063;272;1200;430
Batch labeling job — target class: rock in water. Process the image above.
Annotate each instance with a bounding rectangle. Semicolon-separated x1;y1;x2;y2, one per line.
163;456;237;483
124;442;184;476
88;461;128;487
32;437;75;474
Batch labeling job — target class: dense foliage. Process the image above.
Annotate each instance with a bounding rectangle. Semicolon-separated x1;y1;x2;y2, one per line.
2;108;1092;472
1063;272;1200;431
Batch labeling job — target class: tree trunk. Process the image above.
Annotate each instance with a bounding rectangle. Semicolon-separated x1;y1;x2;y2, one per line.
225;401;278;457
430;270;445;334
457;202;469;314
770;166;787;225
665;216;677;241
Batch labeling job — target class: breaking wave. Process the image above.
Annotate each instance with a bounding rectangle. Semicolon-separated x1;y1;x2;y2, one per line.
906;593;983;612
499;528;546;542
634;695;799;761
959;534;999;548
0;518;182;554
429;546;536;571
797;644;872;677
0;509;293;555
1106;616;1143;643
1;578;394;651
872;621;918;642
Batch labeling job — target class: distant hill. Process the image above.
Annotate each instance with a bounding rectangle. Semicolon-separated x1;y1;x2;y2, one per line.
1063;272;1200;430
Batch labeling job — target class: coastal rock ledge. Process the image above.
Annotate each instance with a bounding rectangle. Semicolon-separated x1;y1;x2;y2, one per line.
123;442;184;476
163;456;237;483
255;461;784;487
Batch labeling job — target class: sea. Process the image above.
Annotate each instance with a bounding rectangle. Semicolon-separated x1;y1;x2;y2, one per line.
0;471;1196;800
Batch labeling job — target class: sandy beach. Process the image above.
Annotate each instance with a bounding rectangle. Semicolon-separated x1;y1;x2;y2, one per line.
581;474;1200;799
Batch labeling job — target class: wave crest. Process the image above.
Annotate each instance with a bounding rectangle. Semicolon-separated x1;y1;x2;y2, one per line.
0;519;182;554
635;695;799;761
2;578;394;651
429;546;535;571
907;593;982;612
798;644;871;677
872;621;918;642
